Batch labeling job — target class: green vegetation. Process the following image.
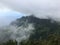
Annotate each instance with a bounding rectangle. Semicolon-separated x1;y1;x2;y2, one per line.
0;40;17;45
1;34;60;45
1;15;60;45
20;34;60;45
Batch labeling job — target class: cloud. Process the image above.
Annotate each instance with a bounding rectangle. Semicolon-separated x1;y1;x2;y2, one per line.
0;0;60;19
0;10;24;27
0;2;25;26
0;23;34;43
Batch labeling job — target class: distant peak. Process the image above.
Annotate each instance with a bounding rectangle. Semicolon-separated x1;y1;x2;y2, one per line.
27;14;37;18
30;14;35;17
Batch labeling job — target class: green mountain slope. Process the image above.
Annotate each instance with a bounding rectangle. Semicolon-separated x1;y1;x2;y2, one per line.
1;15;60;45
11;15;60;40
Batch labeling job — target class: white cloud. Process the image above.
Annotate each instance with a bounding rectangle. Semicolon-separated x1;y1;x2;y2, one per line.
0;0;60;19
0;2;25;26
0;2;11;13
0;10;24;27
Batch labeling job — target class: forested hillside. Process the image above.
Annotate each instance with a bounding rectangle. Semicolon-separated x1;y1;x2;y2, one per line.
1;15;60;45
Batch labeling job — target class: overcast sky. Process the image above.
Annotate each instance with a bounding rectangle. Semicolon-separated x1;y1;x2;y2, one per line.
0;0;60;26
0;10;24;26
0;0;60;18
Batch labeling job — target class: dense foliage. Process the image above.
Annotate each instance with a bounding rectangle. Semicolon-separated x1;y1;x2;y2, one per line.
1;34;60;45
1;15;60;45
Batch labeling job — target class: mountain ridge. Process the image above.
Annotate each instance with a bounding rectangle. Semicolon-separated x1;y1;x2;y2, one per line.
11;15;60;40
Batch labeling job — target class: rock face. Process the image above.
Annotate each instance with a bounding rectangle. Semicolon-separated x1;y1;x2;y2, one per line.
11;15;60;40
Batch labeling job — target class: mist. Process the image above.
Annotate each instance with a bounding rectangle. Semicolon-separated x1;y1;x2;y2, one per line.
0;10;25;27
0;0;60;19
0;0;60;44
0;23;34;44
